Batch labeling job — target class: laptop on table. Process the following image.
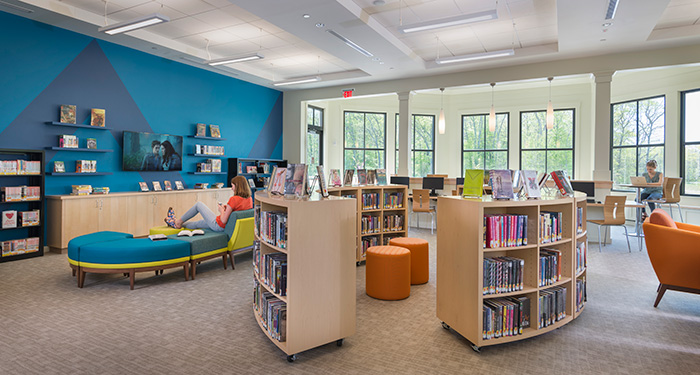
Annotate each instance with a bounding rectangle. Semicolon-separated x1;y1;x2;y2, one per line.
630;176;647;185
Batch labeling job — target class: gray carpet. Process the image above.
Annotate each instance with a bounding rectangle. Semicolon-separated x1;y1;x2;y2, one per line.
1;226;699;374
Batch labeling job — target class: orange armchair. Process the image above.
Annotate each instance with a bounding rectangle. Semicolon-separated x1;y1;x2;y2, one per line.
643;209;700;307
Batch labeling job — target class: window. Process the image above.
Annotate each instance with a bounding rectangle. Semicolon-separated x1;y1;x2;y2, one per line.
306;106;323;177
462;113;509;174
611;96;665;189
344;111;386;171
681;90;700;195
394;114;435;177
520;109;575;177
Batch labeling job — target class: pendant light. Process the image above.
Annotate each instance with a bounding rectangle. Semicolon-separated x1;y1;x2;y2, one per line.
438;88;446;134
488;83;496;132
546;77;554;130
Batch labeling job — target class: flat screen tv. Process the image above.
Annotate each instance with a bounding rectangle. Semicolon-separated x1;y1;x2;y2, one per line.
122;131;183;171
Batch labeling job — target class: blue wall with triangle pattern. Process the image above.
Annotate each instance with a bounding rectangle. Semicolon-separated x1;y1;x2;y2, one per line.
0;11;283;196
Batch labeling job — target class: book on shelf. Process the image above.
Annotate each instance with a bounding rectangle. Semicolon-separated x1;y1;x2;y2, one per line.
196;123;206;137
483;256;524;295
357;169;367;185
246;165;257;173
92;187;110;195
376;169;387;185
139;181;149;192
269;167;286;195
177;229;204;237
257;210;288;248
59;135;78;148
148;234;167;241
576;241;587;274
367;169;376;185
247;178;256;189
483;296;529;340
21;210;40;227
90;108;105;127
329;169;342;187
86;138;97;149
284;164;306;196
209;159;221;173
209;124;221;138
75;160;96;173
576;206;584;234
212;182;224;189
343;169;354;186
576;276;587;313
194;183;209;189
152;181;162;191
361;214;380;234
538;286;567;328
26;237;39;253
383;191;404;209
60;104;76;124
489;170;514;200
483;214;528;248
253;245;288;296
71;185;92;195
258;162;269;174
361;236;379;258
175;181;184;190
362;192;379;210
550;170;574;196
253;279;287;342
317;165;329;197
163;181;172;191
463;169;484;198
383;214;404;232
2;210;17;228
539;248;562;287
511;170;523;194
520;170;541;199
539;211;562;244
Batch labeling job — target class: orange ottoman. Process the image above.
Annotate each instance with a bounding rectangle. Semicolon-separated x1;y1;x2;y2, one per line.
366;246;411;300
389;237;429;285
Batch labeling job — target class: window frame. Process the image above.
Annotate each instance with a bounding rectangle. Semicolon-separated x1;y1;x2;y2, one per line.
307;105;324;167
393;113;436;177
680;89;700;196
609;95;666;192
519;108;576;177
343;110;387;171
461;112;510;176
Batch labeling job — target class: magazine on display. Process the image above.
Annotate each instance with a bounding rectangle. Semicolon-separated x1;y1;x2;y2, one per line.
489;170;514;200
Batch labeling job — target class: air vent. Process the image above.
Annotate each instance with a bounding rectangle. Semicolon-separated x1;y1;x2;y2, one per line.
605;0;619;20
0;0;34;13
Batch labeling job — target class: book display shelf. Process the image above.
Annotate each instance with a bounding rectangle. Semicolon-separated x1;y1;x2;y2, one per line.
188;130;225;176
0;149;45;262
45;121;113;176
436;192;587;352
327;184;408;265
253;192;356;362
228;158;287;192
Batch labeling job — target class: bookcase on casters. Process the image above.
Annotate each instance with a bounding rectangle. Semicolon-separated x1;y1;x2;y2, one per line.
0;149;44;263
436;192;587;352
327;184;408;265
253;192;356;362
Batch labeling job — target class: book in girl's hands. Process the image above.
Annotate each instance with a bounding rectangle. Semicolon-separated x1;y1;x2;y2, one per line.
91;108;105;127
329;169;342;187
489;170;514;200
270;167;287;195
317;165;329;197
463;169;484;198
196;123;206;136
521;170;541;199
177;229;205;237
357;169;367;185
284;164;307;196
343;169;354;186
60;105;76;124
376;169;387;185
209;124;221;138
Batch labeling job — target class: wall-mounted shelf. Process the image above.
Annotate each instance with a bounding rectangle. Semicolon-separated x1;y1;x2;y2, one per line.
187;135;226;141
45;122;112;130
188;172;227;175
47;172;113;176
46;147;113;153
189;153;225;158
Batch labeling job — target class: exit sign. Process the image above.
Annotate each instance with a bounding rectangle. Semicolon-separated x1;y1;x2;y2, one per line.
342;88;354;98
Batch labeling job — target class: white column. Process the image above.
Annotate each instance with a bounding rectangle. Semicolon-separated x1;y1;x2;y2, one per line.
592;72;614;181
397;91;412;176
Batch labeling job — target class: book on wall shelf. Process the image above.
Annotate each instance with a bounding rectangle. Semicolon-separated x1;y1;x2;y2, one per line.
86;138;97;149
520;170;541;199
53;161;65;173
60;105;76;124
209;124;221;138
90;108;105;127
196;123;206;137
489;170;514;200
463;169;484;198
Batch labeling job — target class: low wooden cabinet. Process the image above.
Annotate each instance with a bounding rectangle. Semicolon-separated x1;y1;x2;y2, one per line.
46;189;231;252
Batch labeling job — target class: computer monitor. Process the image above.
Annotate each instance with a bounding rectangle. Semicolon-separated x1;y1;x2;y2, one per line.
456;177;464;186
422;177;444;196
390;176;410;186
571;181;595;202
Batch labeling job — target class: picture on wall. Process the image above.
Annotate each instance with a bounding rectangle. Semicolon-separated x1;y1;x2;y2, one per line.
122;131;183;171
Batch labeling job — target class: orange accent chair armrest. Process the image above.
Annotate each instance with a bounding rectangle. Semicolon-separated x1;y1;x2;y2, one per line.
643;222;700;291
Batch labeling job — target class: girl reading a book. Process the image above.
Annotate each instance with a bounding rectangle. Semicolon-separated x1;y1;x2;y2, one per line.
166;176;252;231
160;140;181;171
639;159;664;217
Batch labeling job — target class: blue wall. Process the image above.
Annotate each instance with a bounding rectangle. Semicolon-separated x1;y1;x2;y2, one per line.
0;11;283;196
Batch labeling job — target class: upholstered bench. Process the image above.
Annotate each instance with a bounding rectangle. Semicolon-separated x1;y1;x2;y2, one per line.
74;237;190;290
149;225;183;236
167;229;230;280
68;231;134;284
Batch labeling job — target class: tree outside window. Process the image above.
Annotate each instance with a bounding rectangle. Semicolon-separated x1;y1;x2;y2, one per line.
307;106;323;181
611;96;664;190
520;109;575;177
394;114;435;177
344;111;386;171
462;113;509;174
681;90;700;195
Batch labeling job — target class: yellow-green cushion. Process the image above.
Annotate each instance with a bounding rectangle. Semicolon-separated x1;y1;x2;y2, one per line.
150;225;183;236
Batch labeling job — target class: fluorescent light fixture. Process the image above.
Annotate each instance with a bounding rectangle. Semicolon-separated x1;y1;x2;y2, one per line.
272;76;321;86
399;9;497;33
605;0;619;20
98;13;169;35
435;49;514;64
207;53;264;66
326;30;373;57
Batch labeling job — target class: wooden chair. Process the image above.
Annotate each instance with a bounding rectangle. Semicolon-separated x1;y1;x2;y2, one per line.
587;195;632;252
645;177;683;222
411;189;435;234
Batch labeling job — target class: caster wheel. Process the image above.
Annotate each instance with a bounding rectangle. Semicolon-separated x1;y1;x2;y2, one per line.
287;354;296;363
471;344;481;353
356;261;361;267
336;339;344;347
441;322;450;330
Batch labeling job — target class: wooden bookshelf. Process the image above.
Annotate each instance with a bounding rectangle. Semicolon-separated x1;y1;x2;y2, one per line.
574;198;588;319
328;184;408;265
253;192;356;362
436;192;587;351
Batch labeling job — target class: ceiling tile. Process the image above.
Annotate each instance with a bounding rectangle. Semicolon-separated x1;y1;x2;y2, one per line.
202;0;235;8
222;23;270;39
254;34;288;49
59;0;126;16
110;3;188;21
209;39;261;57
192;9;248;28
168;17;219;36
219;5;262;23
160;0;216;15
175;30;241;47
